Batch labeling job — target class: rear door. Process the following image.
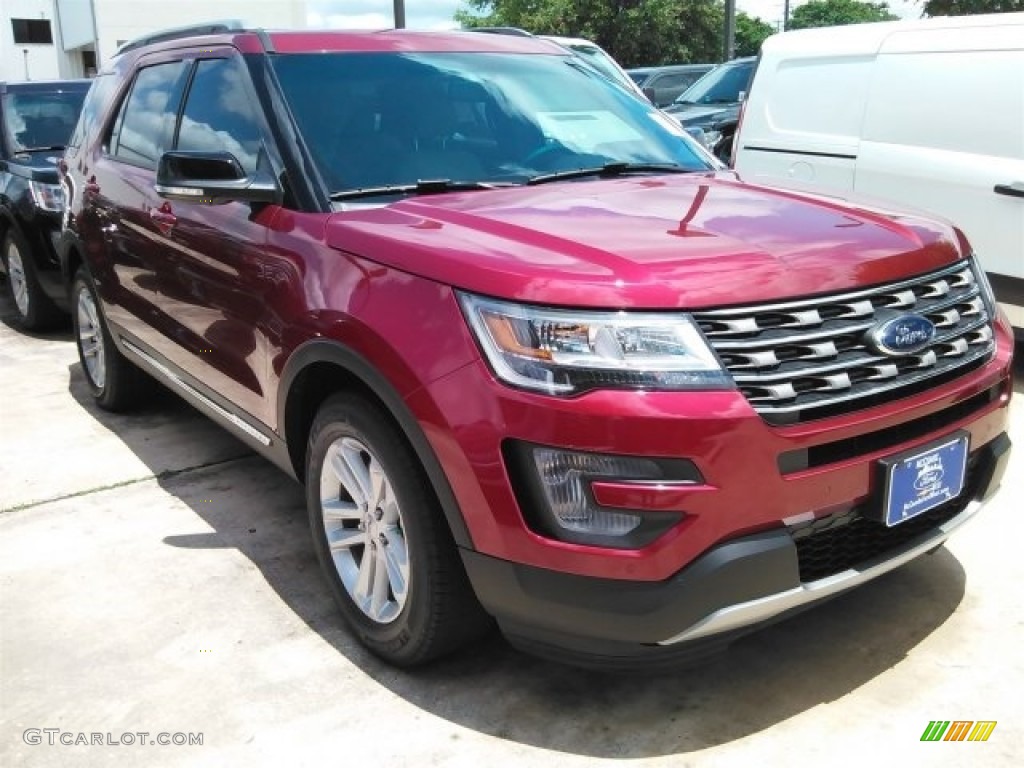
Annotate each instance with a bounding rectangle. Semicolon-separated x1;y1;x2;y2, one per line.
85;57;189;339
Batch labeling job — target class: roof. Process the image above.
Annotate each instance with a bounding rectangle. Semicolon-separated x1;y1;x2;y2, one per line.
762;11;1024;57
627;64;714;75
113;27;565;62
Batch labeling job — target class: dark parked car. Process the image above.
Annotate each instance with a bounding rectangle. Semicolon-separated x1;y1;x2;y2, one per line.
627;64;714;107
664;57;756;163
61;24;1012;669
0;79;90;329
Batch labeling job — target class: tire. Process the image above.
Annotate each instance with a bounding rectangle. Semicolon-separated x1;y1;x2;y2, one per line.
2;228;62;331
306;393;492;666
72;267;147;411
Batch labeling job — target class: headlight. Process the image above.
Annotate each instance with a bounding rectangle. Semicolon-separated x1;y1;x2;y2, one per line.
28;180;65;213
458;292;731;395
969;254;997;315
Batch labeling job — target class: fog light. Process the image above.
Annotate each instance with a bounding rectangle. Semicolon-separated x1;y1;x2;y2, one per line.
531;448;662;536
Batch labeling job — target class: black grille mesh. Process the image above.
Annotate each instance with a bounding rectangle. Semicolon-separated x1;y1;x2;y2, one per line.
791;455;980;583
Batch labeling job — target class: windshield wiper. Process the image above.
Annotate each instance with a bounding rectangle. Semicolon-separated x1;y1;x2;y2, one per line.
330;179;514;201
527;162;693;186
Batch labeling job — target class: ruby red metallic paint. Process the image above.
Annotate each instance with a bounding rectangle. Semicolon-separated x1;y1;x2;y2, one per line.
325;175;961;310
60;26;1013;666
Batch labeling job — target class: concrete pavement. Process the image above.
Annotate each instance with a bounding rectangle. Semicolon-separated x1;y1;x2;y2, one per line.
1;300;1021;768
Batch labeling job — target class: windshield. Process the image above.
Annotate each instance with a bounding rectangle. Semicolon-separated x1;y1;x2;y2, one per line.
674;62;753;106
627;72;648;86
272;52;711;197
2;89;87;152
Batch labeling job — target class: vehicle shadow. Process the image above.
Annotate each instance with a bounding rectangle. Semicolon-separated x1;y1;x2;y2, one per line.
65;360;972;758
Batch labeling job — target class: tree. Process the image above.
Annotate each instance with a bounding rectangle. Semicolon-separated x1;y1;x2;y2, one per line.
455;0;726;67
788;0;898;29
922;0;1023;14
734;12;774;57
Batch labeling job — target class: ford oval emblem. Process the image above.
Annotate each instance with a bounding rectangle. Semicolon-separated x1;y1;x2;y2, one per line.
914;466;945;493
866;314;936;356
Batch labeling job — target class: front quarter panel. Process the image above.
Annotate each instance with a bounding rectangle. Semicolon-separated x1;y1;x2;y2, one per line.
267;210;481;427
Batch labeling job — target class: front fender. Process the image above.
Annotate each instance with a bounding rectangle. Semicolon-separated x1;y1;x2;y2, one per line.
278;339;475;550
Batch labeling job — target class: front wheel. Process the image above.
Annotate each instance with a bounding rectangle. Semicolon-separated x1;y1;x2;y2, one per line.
306;393;491;666
72;267;147;411
2;228;62;331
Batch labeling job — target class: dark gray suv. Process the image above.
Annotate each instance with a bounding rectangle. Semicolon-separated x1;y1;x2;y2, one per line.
663;58;756;164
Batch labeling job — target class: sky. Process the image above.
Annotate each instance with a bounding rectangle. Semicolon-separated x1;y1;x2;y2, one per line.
306;0;926;35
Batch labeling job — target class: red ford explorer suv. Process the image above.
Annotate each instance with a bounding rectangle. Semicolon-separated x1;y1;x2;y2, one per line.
60;24;1013;668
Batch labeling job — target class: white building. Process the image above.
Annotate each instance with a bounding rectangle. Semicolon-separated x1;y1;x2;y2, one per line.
0;0;307;81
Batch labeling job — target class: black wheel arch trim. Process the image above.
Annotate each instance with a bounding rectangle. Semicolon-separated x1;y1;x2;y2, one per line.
278;339;475;550
56;228;87;291
0;207;28;250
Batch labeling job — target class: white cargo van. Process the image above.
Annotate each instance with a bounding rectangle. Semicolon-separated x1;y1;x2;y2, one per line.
733;13;1024;331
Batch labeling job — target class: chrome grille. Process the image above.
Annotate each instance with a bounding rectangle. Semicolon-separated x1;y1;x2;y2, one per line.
694;261;996;424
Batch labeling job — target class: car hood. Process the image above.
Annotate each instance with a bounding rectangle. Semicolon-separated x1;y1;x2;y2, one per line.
662;103;738;126
325;173;962;309
3;150;62;182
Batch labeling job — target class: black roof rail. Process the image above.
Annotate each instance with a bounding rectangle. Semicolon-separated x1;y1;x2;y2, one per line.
115;20;246;56
468;27;535;37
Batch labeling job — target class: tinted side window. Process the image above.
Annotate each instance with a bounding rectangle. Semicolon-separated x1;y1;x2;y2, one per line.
112;61;186;169
653;74;687;90
176;58;262;174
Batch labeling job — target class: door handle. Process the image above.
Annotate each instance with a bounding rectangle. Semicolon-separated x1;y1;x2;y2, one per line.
149;207;177;235
994;182;1024;198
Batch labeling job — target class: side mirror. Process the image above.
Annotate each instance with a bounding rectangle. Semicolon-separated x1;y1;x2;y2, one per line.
155;150;279;204
642;86;656;105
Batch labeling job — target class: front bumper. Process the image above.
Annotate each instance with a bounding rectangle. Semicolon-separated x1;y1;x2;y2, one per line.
417;318;1013;582
461;432;1010;669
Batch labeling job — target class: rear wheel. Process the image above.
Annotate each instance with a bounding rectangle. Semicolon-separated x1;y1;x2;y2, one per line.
306;393;491;666
2;229;62;331
72;267;147;411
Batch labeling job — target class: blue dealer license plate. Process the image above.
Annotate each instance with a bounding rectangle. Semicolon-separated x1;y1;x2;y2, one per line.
882;433;969;527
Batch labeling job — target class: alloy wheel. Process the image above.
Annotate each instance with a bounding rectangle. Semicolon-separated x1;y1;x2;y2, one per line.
319;436;410;623
6;241;29;317
76;287;106;389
